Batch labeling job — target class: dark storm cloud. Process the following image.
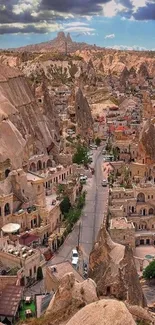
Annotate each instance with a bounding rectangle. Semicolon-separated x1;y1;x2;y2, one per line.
39;0;110;15
0;24;53;34
1;0;155;35
118;0;133;9
133;3;155;20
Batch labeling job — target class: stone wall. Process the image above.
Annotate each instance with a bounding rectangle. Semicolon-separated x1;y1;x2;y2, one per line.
109;228;135;249
0;275;17;290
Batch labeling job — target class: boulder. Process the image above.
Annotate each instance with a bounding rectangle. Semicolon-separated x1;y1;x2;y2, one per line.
46;272;98;324
66;299;136;325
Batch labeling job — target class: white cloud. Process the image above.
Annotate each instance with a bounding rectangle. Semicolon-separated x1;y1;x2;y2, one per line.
102;0;126;18
105;33;115;39
64;22;89;27
131;0;148;13
0;21;61;33
108;44;148;51
13;0;41;14
63;21;95;35
64;26;95;34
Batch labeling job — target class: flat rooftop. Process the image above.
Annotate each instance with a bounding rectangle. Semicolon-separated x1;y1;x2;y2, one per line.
0;285;23;317
110;217;134;229
27;173;43;181
48;261;83;283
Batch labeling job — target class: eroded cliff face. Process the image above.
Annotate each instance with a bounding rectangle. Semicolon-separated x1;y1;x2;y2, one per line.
89;226;146;307
139;118;155;162
75;88;94;141
0;64;60;168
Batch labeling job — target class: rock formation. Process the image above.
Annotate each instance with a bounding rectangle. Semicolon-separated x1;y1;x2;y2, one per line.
0;63;60;168
75;88;94;142
142;91;153;119
45;272;98;324
139;118;155;162
89;225;146;307
66;299;136;325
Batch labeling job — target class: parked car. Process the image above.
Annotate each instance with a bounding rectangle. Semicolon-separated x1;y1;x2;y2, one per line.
101;179;108;187
71;248;79;269
80;175;87;181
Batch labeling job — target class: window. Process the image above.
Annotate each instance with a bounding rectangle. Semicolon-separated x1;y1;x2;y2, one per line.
123;236;126;240
148;195;150;199
29;269;32;277
38;185;40;191
152;195;153;199
34;266;36;274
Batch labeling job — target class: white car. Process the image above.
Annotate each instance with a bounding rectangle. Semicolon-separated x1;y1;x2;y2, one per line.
80;175;87;181
71;249;79;269
101;179;108;187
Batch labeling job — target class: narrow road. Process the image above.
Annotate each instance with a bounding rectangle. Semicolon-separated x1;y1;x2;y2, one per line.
50;147;109;265
25;147;109;295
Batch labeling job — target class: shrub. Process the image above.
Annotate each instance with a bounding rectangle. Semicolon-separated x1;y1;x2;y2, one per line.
72;144;89;165
60;196;71;214
95;137;101;146
143;260;155;279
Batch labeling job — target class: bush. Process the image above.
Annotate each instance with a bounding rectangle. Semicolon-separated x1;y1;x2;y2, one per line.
95;137;101;146
143;260;155;279
60;196;71;214
72;144;89;165
37;266;43;281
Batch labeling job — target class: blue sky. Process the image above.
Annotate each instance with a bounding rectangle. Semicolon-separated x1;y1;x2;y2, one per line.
0;0;155;50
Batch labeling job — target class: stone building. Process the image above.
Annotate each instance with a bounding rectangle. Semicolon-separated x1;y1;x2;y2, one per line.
109;217;135;249
109;183;155;247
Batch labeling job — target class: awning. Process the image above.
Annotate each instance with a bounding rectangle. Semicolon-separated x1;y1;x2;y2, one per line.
1;223;20;234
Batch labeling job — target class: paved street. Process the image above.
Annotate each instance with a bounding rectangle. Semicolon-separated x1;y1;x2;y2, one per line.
49;147;109;266
25;146;109;295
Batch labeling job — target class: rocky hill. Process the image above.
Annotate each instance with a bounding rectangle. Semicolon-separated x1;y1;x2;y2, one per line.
11;32;99;53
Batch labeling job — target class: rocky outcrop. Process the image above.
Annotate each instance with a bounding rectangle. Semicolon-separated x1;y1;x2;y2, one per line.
66;299;136;325
126;304;154;324
142;91;153;119
139;118;155;161
0;63;60;168
45;272;98;324
75;87;94;141
89;226;146;307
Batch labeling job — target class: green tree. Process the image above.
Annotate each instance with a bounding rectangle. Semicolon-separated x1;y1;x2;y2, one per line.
60;196;71;214
95;137;101;146
143;261;155;279
72;144;89;165
37;266;43;281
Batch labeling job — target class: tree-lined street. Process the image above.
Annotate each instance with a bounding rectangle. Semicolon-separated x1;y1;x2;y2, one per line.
50;146;109;266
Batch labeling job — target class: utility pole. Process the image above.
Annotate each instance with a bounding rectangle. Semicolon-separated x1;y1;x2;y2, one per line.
77;222;81;249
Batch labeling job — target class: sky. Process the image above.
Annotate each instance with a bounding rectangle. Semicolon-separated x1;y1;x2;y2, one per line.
0;0;155;50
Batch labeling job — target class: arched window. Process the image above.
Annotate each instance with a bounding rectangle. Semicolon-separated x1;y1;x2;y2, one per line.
47;159;52;168
4;203;10;216
149;208;154;215
37;160;42;171
30;162;36;172
137;192;145;203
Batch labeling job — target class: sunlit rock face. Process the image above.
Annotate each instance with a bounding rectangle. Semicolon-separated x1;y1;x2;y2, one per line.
139;118;155;163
